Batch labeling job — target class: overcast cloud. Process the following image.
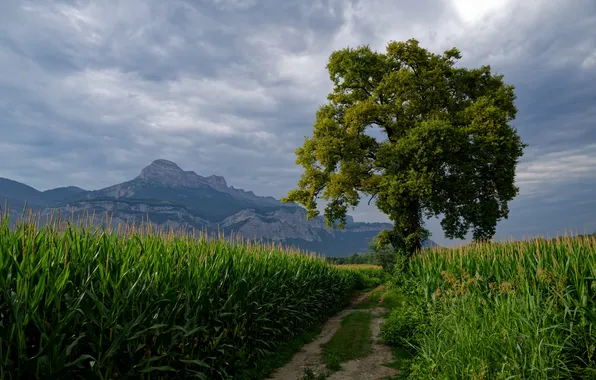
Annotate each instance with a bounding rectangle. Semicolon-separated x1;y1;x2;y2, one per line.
1;0;595;245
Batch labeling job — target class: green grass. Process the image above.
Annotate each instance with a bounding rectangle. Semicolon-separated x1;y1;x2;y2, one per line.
0;213;383;380
380;234;596;379
378;287;413;377
303;367;329;380
355;289;382;309
380;288;403;310
322;311;373;371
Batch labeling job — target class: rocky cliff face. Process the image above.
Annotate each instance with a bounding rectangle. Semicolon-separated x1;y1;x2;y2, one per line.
218;208;329;241
38;200;210;230
0;159;433;256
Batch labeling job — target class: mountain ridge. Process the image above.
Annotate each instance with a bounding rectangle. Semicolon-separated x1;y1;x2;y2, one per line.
0;160;437;256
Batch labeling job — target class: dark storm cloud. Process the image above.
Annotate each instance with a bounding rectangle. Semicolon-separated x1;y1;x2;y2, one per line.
0;0;594;245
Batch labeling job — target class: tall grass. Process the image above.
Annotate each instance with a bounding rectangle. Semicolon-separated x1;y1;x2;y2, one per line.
381;235;596;379
0;210;380;379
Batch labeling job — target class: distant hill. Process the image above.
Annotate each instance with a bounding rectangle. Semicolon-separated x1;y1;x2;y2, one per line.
0;159;437;256
41;186;87;204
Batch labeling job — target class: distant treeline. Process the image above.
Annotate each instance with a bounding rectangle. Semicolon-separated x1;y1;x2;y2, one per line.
326;251;376;265
325;244;398;270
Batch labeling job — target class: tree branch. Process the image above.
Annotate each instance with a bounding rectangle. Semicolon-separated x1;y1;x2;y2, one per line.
356;85;372;98
368;192;378;205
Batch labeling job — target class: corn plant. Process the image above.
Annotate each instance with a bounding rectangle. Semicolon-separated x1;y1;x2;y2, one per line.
0;210;377;379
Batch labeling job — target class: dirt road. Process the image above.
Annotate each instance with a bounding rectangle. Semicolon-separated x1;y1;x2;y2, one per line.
269;287;398;380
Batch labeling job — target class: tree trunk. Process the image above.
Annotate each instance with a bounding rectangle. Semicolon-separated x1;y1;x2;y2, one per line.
404;199;422;257
387;198;423;258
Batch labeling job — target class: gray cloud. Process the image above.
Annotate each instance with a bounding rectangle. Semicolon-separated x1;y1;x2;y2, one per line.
0;0;595;246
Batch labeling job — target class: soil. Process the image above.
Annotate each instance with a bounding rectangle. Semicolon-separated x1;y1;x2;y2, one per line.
268;286;399;380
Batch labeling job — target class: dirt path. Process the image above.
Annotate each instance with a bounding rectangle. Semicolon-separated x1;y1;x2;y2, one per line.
269;286;398;380
326;309;397;380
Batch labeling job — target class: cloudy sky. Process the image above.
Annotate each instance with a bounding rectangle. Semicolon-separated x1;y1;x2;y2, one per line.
1;0;595;245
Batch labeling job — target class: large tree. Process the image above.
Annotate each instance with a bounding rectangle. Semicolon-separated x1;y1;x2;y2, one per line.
281;39;527;256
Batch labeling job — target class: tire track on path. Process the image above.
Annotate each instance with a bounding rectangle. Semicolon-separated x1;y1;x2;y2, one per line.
269;286;398;380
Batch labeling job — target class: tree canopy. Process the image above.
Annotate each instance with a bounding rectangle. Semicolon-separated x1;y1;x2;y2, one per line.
281;39;527;256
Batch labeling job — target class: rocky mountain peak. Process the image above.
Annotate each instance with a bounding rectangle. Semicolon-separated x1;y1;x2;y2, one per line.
152;159;182;168
136;159;209;188
138;159;183;181
133;159;289;207
135;161;271;205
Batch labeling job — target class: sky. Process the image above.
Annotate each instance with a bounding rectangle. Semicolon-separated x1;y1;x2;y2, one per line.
0;0;595;246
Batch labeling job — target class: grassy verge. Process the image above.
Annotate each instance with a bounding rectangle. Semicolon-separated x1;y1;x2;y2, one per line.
322;311;374;371
380;288;403;310
379;287;412;378
381;347;414;380
379;235;596;379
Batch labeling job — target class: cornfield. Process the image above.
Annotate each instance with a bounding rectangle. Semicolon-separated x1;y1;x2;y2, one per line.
412;234;596;305
0;211;380;379
383;233;596;379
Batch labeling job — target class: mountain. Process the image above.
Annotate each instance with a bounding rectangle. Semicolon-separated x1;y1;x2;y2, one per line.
41;186;87;204
0;178;47;208
0;179;87;208
0;160;438;256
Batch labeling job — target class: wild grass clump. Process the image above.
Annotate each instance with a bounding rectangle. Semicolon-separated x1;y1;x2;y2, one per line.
381;234;596;379
0;212;370;380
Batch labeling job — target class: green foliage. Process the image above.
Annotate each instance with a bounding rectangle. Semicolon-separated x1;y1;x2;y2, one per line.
335;265;385;291
327;242;396;270
328;240;407;278
0;216;372;380
326;251;376;265
381;235;596;379
282;38;527;256
324;353;342;372
388;253;410;286
369;241;397;272
380;302;426;349
408;294;570;379
380;289;403;310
